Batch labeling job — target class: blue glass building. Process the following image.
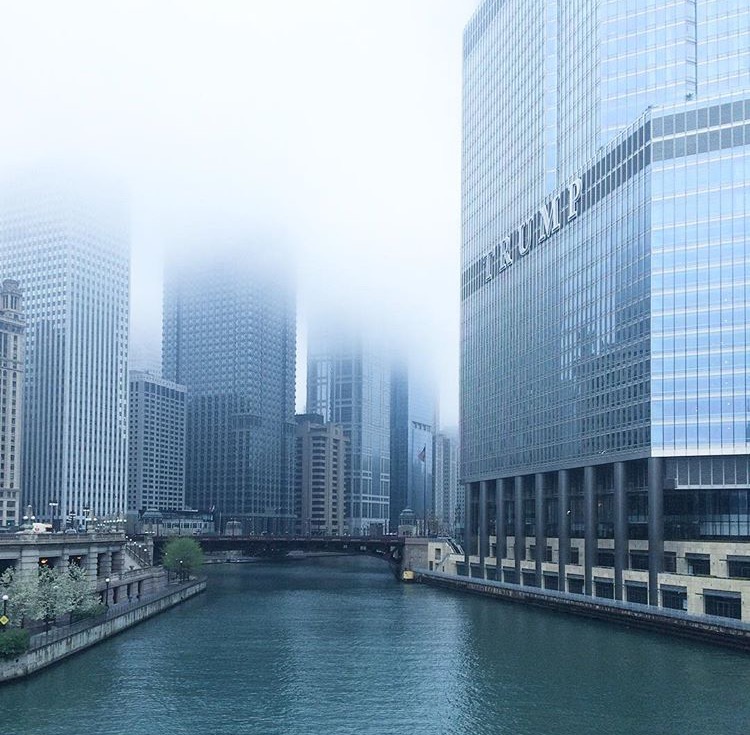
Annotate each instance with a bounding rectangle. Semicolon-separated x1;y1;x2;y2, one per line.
461;0;750;620
163;250;296;534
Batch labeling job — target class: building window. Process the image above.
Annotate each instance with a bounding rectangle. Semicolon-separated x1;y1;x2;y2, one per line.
704;592;741;620
569;547;580;565
626;583;648;605
503;568;518;585
568;577;584;595
727;557;750;579
687;555;711;576
595;580;614;599
630;551;649;571
597;549;615;567
661;587;687;611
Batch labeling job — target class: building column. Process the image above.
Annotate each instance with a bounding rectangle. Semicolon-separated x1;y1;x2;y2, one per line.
613;461;627;601
584;465;596;596
495;478;506;571
514;476;524;579
478;480;489;577
648;457;664;606
535;473;545;587
463;483;473;576
557;469;569;592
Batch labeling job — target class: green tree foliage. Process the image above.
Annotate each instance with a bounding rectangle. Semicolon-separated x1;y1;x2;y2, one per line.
0;628;30;659
162;537;204;579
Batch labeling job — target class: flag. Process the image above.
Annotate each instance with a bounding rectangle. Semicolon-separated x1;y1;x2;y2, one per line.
417;446;426;462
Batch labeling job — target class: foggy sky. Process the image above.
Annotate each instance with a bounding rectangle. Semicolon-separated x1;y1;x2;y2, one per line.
0;0;479;427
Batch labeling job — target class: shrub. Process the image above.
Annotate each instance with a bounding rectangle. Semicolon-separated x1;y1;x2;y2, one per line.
0;628;31;659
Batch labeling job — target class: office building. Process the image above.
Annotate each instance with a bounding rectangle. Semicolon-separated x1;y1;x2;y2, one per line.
390;361;436;532
434;431;459;537
163;250;296;533
0;177;130;526
0;279;24;528
128;371;187;513
461;1;750;620
295;414;346;536
307;326;390;535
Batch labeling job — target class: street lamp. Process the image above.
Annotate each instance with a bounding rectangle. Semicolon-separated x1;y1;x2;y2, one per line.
104;577;111;608
1;594;8;632
179;559;184;583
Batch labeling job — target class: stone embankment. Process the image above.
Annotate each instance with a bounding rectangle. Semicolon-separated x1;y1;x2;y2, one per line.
418;570;750;651
0;577;206;682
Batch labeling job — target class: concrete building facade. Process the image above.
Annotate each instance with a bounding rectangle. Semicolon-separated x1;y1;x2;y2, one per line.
461;0;750;621
294;414;346;536
128;371;187;514
0;177;130;527
0;279;24;529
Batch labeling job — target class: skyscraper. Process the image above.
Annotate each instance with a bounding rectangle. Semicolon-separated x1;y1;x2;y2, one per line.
433;431;459;537
0;177;130;526
390;360;436;532
294;414;346;536
0;279;25;529
307;325;390;535
128;371;187;513
163;249;296;533
462;1;750;619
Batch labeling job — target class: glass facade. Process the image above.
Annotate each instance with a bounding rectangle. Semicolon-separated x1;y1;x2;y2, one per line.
163;253;296;533
307;327;390;535
461;0;750;618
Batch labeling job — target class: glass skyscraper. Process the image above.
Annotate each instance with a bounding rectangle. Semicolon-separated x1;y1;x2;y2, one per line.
163;251;296;534
390;360;436;532
307;325;390;535
0;176;130;526
462;0;750;620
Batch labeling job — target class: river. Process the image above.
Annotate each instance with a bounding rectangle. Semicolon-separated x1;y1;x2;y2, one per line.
1;557;749;735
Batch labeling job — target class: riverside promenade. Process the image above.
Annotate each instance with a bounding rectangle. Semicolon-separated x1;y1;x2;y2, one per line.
0;576;206;683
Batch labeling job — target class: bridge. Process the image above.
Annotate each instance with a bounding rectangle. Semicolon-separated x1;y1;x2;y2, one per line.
152;535;408;577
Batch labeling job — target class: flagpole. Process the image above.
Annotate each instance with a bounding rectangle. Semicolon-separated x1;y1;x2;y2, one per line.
423;454;427;537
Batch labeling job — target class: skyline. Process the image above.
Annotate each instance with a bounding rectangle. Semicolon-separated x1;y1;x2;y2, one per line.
0;1;480;427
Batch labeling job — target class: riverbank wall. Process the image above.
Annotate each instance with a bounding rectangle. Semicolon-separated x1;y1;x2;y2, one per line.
418;569;750;651
0;578;206;683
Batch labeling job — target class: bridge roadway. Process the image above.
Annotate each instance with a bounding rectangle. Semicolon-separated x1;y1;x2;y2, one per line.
152;535;406;574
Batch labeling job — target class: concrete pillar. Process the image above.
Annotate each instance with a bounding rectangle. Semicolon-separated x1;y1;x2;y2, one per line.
478;480;489;576
535;473;545;586
613;461;627;601
495;478;506;567
557;469;570;592
514;476;524;578
584;465;596;596
463;483;474;576
99;551;112;579
648;457;664;606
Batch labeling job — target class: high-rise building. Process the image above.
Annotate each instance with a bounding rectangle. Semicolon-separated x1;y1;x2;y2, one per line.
390;361;436;532
0;178;130;527
294;414;346;536
307;326;390;535
462;1;750;620
0;279;24;529
128;371;187;513
433;431;459;537
163;251;296;533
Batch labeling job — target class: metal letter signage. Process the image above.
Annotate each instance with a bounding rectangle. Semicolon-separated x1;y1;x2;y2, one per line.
479;177;583;284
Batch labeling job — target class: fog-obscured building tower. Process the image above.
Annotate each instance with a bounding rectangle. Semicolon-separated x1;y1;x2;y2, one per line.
0;279;25;528
163;249;296;533
295;414;346;536
128;371;186;513
307;326;390;535
434;431;459;537
390;361;436;532
462;0;750;620
0;177;130;527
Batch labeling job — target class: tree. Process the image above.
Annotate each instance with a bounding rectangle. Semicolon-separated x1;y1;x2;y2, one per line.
66;564;100;621
0;568;40;628
162;537;204;581
37;566;74;627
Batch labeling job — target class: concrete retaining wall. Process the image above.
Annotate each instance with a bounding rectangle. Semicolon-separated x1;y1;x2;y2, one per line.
0;579;206;682
418;569;750;652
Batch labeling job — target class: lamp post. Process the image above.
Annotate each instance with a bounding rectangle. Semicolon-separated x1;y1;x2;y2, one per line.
104;577;111;608
83;508;91;534
179;559;184;583
1;594;8;632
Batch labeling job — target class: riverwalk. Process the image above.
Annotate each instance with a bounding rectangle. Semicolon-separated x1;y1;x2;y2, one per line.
0;577;206;682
